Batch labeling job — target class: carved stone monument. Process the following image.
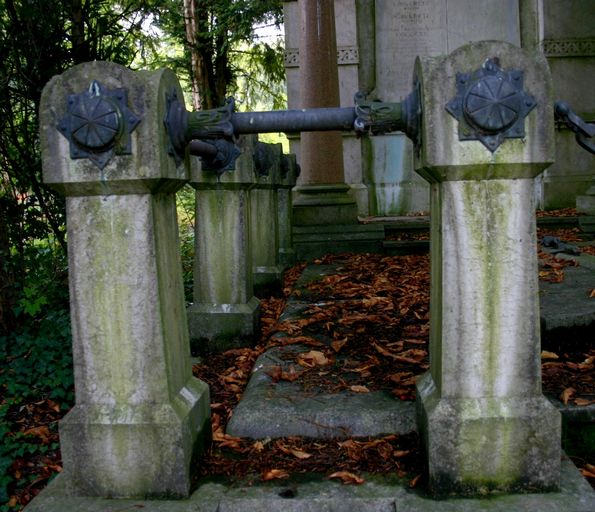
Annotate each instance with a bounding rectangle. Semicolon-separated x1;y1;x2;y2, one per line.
414;41;561;495
39;62;210;498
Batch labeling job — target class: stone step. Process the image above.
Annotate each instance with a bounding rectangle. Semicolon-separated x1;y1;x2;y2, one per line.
29;456;595;511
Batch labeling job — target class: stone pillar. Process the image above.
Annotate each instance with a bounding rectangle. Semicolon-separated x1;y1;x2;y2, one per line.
293;0;358;226
414;41;561;496
278;153;299;267
251;141;284;296
577;184;595;233
39;62;210;498
188;136;260;352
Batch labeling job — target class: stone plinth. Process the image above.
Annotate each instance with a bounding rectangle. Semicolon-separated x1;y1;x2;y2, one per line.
188;136;260;352
251;141;284;296
414;41;561;496
39;62;210;498
278;153;299;267
577;184;595;233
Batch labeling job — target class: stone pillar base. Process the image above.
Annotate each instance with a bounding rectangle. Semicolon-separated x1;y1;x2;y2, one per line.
416;373;561;497
187;297;260;353
293;223;385;261
278;247;296;267
59;378;210;498
577;186;595;233
253;266;284;297
292;183;359;226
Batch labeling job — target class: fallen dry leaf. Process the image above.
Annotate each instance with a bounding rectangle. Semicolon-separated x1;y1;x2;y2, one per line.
573;398;595;406
409;474;422;488
290;448;313;459
297;350;330;368
23;426;50;444
349;385;370;393
560;387;576;405
329;471;365;485
262;469;290;481
589;288;595;298
331;337;348;352
541;350;559;360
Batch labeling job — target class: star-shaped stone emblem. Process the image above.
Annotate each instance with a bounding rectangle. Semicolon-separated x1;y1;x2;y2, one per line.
446;58;536;152
58;81;140;169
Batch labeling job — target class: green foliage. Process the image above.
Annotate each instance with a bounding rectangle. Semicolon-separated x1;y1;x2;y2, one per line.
0;243;72;509
177;185;196;303
152;0;285;109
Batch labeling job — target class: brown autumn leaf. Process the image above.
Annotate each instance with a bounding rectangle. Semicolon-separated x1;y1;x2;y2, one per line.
560;387;576;405
262;469;290;481
338;439;363;461
541;350;559;360
393;449;411;458
376;441;393;460
329;471;365;485
589;288;595;298
281;366;305;382
573;398;595;406
289;448;313;459
409;474;422;488
23;426;50;444
331;337;348;352
279;336;324;347
349;385;370;393
297;350;330;368
266;365;282;382
580;468;595;479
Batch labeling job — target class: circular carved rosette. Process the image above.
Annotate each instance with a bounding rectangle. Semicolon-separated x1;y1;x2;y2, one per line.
463;75;522;134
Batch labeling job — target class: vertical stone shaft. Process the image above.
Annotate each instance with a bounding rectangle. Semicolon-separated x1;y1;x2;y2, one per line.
299;0;345;185
251;141;284;296
414;41;561;496
39;62;210;498
188;136;260;352
278;153;299;266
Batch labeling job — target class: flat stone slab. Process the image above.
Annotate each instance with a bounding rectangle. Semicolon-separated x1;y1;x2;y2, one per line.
539;256;595;332
25;457;595;511
226;346;416;439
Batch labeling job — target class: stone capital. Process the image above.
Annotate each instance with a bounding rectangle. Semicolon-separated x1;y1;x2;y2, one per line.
40;61;188;196
414;41;555;183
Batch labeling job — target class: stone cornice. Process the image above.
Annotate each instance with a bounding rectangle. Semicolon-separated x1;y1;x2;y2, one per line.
284;46;360;67
542;38;595;57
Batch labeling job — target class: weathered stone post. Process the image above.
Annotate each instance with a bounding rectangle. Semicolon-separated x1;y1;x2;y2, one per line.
39;62;210;498
251;141;284;296
414;41;561;495
278;153;299;267
188;136;260;351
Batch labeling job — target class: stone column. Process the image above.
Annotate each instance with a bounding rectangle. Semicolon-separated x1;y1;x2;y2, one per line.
251;141;284;296
39;62;210;498
278;153;299;267
293;0;358;226
414;41;561;496
577;185;595;233
188;136;260;352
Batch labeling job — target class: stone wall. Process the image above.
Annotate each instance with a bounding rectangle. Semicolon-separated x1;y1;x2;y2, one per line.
538;0;595;209
283;0;595;214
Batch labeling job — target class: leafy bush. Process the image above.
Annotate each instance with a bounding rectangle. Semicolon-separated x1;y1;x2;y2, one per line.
0;243;73;509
